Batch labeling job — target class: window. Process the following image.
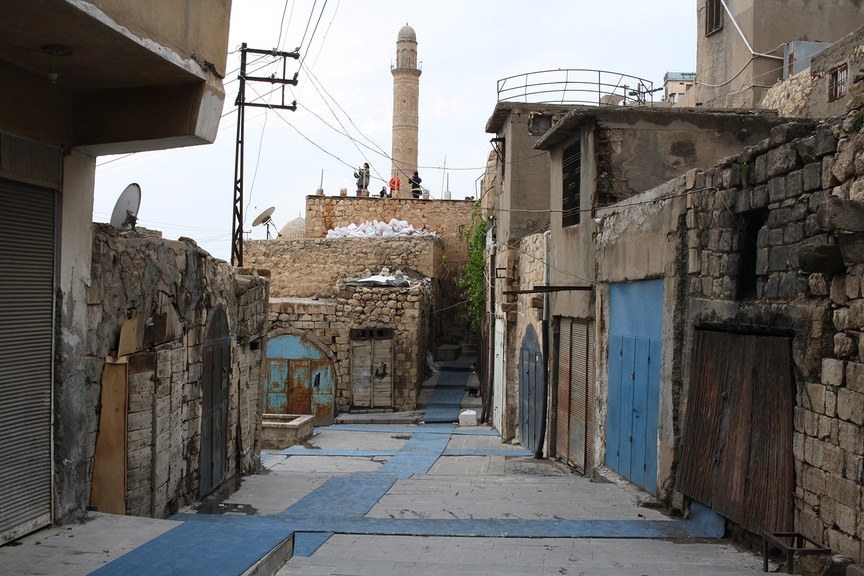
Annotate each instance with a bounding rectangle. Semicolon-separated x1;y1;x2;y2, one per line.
562;142;581;228
705;0;723;36
829;65;848;101
530;114;552;135
736;209;768;300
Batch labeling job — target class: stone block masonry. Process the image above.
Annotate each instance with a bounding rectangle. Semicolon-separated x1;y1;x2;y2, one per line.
304;195;477;344
684;107;864;562
85;225;269;518
269;279;433;414
244;235;442;300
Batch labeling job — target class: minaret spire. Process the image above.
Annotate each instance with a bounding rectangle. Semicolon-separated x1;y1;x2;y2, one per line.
391;24;421;198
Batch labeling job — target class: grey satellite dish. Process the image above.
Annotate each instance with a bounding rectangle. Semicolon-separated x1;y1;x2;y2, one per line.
252;206;279;239
110;183;141;230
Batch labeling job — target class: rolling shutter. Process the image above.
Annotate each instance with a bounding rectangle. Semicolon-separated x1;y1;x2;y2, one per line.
0;178;56;542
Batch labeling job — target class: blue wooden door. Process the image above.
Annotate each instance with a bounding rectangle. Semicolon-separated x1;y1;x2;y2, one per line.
606;280;662;494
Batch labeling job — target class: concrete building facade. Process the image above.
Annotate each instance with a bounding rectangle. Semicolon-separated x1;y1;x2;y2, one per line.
0;0;233;543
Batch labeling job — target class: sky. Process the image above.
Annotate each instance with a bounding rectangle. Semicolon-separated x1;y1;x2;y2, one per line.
93;0;697;262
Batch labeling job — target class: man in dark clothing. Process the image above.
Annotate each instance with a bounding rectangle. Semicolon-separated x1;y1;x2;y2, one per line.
409;171;422;198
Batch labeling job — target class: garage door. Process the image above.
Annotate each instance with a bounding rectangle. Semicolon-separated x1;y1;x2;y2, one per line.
0;178;55;543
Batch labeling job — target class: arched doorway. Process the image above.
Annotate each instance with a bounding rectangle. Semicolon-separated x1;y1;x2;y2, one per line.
518;325;544;454
200;308;230;497
266;334;335;426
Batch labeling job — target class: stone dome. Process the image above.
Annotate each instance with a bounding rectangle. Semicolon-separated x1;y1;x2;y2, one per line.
279;216;305;239
398;24;416;42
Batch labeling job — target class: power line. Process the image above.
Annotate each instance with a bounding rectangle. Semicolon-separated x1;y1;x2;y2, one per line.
276;0;295;51
298;0;328;69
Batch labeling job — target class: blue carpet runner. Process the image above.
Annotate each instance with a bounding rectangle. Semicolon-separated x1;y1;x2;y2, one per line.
423;365;469;423
94;423;724;576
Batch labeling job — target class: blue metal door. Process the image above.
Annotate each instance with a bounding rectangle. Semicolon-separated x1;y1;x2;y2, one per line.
518;325;544;454
266;334;335;425
606;279;662;494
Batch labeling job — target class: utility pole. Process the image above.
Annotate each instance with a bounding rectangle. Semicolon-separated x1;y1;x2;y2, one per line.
232;43;300;266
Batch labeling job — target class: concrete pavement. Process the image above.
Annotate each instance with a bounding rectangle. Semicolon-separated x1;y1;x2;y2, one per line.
0;382;770;576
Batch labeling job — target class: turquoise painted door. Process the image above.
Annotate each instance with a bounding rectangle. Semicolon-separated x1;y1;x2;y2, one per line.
606;279;662;494
266;335;335;425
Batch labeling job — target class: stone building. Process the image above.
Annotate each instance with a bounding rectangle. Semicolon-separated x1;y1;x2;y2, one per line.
761;25;864;119
693;0;863;109
0;0;232;542
391;24;422;194
492;81;864;559
485;103;788;446
245;195;474;420
87;226;268;518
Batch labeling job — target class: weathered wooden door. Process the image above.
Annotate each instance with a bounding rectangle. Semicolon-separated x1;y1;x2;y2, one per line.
606;279;662;494
351;329;393;408
200;308;230;497
677;330;794;534
266;334;335;425
556;318;594;474
518;325;544;454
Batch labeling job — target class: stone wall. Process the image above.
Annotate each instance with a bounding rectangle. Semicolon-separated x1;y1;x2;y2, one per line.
269;278;433;413
683;109;864;560
304;195;476;343
86;226;268;517
243;236;442;299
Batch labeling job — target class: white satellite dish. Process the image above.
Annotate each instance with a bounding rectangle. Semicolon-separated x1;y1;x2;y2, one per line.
110;183;141;230
252;206;279;239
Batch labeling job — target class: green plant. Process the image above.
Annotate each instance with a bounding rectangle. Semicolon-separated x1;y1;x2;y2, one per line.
112;253;121;265
733;161;751;182
458;210;489;332
850;111;863;133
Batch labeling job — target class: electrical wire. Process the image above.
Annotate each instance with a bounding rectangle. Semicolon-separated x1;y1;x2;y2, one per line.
297;0;328;69
275;0;295;52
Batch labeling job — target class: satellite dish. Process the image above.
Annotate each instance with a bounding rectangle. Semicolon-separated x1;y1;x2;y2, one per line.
110;183;141;230
252;206;280;239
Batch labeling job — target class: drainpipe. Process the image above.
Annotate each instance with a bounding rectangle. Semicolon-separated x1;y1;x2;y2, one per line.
481;238;496;424
535;230;552;458
719;0;784;61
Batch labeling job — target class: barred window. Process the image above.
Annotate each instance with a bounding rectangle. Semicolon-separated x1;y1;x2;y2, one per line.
706;0;723;36
829;65;848;101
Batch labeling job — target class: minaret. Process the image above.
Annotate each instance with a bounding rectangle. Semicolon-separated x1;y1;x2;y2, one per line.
391;24;421;198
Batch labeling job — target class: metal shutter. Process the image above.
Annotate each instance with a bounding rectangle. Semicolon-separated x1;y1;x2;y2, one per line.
556;318;572;459
569;321;588;473
0;178;55;543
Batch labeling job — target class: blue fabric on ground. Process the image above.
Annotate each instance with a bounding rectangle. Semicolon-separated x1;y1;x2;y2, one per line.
278;474;397;520
104;420;723;576
442;448;533;457
89;520;290;576
424;369;470;423
279;449;398;457
375;431;451;478
325;424;498;436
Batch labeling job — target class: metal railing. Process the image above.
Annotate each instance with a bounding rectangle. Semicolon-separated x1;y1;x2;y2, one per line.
496;69;657;107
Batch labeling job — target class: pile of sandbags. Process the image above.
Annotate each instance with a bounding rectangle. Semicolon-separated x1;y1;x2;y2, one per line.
326;219;434;238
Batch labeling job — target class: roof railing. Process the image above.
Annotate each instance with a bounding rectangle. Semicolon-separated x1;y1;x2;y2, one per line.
496;69;657;107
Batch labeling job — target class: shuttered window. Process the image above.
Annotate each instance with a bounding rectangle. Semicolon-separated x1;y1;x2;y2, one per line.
0;178;56;542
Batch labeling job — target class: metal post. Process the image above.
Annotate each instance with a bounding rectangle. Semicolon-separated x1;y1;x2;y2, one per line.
230;44;300;267
231;43;247;267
